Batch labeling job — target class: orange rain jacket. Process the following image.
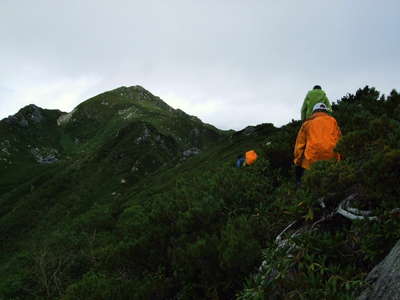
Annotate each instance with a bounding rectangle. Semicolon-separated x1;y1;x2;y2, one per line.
294;112;341;169
245;150;258;166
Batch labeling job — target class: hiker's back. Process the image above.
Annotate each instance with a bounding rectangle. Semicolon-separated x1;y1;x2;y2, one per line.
245;150;258;166
301;86;331;120
301;112;341;164
304;113;340;156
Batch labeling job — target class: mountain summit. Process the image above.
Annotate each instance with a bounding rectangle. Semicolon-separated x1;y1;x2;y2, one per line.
0;86;227;194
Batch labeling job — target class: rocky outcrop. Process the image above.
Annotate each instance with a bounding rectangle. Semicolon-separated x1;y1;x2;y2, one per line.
358;239;400;300
111;86;173;111
182;147;201;158
4;104;44;127
57;109;77;126
30;147;59;164
241;126;256;136
26;105;44;123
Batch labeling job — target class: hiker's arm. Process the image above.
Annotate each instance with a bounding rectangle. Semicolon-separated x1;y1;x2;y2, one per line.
294;126;306;166
323;93;332;111
336;122;342;140
334;121;342;160
301;95;308;121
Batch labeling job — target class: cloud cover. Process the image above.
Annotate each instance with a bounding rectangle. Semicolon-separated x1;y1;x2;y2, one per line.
1;0;399;130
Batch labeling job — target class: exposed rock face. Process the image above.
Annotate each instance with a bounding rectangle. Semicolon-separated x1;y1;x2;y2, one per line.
4;104;43;127
183;147;201;158
134;126;151;144
57;109;77;126
112;86;173;110
358;239;400;300
118;107;140;120
30;147;59;164
0;140;12;164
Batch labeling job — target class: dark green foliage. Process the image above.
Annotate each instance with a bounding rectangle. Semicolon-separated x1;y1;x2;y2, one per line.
1;85;400;299
95;162;275;299
263;121;301;176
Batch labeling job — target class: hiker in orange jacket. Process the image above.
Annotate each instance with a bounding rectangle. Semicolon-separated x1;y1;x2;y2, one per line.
236;150;258;168
294;103;341;185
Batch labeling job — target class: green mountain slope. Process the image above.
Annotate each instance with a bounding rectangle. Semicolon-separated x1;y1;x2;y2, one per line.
0;105;64;195
61;85;225;153
1;86;400;300
0;86;226;195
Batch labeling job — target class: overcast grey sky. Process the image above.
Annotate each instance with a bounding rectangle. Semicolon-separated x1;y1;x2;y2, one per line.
1;0;399;130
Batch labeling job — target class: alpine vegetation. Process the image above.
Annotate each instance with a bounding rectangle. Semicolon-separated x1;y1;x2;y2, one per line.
0;86;399;300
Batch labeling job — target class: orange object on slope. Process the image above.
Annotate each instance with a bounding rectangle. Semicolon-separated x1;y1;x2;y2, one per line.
245;150;258;166
294;112;341;169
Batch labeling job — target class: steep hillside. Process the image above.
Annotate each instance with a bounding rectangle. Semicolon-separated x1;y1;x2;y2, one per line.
1;86;400;300
0;105;64;195
0;85;229;291
60;85;225;153
0;86;227;196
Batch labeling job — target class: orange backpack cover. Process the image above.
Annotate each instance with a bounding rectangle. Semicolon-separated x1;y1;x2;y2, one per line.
245;150;258;166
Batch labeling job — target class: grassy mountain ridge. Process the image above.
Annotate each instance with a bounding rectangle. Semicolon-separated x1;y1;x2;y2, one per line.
1;86;400;299
61;85;225;153
0;85;227;195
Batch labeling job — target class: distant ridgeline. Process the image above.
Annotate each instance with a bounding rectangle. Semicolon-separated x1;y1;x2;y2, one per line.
0;86;399;299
